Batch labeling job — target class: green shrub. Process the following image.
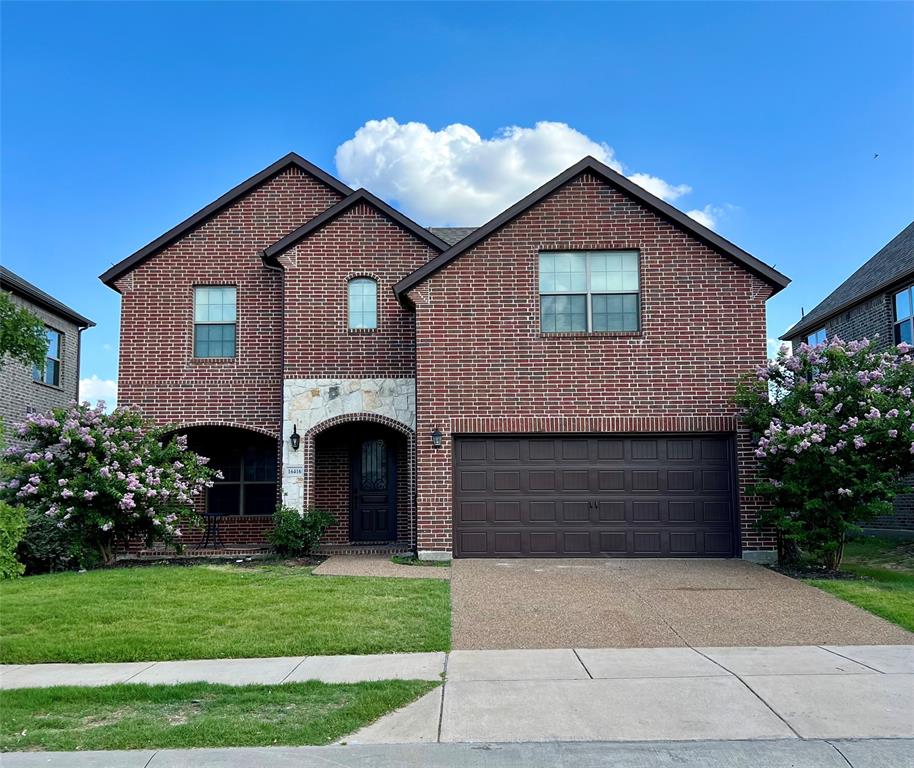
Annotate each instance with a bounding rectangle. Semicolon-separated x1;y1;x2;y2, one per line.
16;506;87;574
0;501;26;579
268;506;334;556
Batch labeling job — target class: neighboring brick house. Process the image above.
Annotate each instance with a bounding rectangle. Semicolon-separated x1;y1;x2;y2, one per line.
1;266;94;446
101;153;790;560
783;222;914;531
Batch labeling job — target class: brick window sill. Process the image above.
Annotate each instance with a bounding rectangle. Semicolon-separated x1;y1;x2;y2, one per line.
539;331;644;339
190;357;239;365
32;379;64;392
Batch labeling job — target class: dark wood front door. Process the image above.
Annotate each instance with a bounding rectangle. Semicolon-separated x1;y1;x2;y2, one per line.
351;436;397;542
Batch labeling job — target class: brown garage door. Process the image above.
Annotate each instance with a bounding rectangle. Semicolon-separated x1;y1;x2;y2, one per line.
453;435;738;558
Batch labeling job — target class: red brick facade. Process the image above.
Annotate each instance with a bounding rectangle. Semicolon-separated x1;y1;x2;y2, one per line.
406;173;776;554
110;156;782;557
115;167;343;434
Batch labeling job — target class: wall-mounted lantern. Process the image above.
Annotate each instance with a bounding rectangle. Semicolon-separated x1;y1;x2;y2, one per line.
290;424;301;451
431;428;443;449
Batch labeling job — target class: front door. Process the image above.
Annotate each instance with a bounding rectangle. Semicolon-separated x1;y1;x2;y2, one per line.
351;436;397;542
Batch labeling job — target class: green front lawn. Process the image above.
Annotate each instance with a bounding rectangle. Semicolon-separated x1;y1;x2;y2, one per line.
806;535;914;632
0;680;438;752
0;563;450;664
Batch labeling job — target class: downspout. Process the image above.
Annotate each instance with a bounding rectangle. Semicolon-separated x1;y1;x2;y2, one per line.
75;326;85;402
262;253;286;510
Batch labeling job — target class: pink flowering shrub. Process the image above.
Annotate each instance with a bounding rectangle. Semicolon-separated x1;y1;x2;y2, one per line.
0;402;217;565
735;337;914;569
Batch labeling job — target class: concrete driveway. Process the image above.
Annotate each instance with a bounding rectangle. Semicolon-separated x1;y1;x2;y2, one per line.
451;558;914;649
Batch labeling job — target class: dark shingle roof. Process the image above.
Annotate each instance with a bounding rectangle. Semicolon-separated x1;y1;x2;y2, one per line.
428;227;477;246
1;266;95;328
783;221;914;340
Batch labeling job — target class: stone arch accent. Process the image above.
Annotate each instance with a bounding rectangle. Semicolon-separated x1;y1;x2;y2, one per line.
300;412;416;548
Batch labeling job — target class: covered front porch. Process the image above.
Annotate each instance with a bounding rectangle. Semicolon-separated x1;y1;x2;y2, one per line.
308;417;415;550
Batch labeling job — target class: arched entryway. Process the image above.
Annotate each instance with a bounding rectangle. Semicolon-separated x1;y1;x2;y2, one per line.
179;424;279;547
305;415;415;548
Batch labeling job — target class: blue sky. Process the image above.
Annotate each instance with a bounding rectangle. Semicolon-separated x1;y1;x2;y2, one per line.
2;2;912;402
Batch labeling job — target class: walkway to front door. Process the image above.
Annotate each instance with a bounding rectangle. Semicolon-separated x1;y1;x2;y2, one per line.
450;558;914;649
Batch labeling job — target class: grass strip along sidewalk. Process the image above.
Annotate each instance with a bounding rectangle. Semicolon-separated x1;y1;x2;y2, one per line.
0;680;438;752
0;563;450;664
806;535;914;632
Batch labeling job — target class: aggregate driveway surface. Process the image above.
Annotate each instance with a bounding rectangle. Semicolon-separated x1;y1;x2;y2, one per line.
450;558;914;649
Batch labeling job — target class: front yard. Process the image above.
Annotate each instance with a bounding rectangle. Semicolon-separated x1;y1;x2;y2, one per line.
0;680;438;752
0;562;451;664
806;534;914;632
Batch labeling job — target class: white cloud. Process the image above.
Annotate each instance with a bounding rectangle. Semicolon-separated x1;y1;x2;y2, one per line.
79;375;117;410
685;204;722;229
335;118;720;228
627;173;691;202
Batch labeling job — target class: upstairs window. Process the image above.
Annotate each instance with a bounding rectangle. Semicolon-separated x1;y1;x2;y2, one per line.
539;251;640;333
807;328;827;346
348;278;378;330
894;284;914;345
194;286;236;358
32;328;62;386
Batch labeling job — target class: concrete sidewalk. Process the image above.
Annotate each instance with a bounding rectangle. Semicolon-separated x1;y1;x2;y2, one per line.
0;652;445;689
348;645;914;744
2;645;911;747
3;740;913;767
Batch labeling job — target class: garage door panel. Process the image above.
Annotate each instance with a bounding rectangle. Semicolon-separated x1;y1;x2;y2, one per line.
453;435;737;558
529;470;556;490
529;500;556;522
561;501;591;522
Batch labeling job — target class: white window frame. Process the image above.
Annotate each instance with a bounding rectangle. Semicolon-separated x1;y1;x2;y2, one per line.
893;284;914;345
32;327;62;386
348;277;378;330
806;328;827;346
539;251;640;333
193;286;237;358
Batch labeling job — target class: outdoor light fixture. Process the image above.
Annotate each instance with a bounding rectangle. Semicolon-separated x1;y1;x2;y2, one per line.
431;428;443;449
290;425;301;451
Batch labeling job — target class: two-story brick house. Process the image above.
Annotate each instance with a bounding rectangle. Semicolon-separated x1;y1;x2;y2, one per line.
783;221;914;530
1;266;94;447
101;153;790;560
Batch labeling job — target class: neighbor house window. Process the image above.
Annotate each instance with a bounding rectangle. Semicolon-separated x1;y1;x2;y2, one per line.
32;328;62;386
539;251;640;333
194;286;236;358
348;278;377;330
894;284;913;346
807;328;827;346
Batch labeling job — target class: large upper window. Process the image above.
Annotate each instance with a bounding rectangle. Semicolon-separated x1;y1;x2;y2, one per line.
895;284;914;345
32;328;62;386
539;251;640;333
348;278;378;330
194;286;236;358
807;328;827;346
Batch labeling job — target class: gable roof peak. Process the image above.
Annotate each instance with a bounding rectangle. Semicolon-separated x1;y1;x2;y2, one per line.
394;155;790;299
99;152;352;289
261;188;449;262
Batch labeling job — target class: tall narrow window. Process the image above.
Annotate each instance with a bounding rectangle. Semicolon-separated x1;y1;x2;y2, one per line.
194;286;236;358
539;251;639;333
348;278;378;330
32;328;62;386
894;284;913;345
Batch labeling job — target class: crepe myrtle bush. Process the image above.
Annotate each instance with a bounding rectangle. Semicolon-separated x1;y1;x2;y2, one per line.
735;337;914;569
0;402;219;565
